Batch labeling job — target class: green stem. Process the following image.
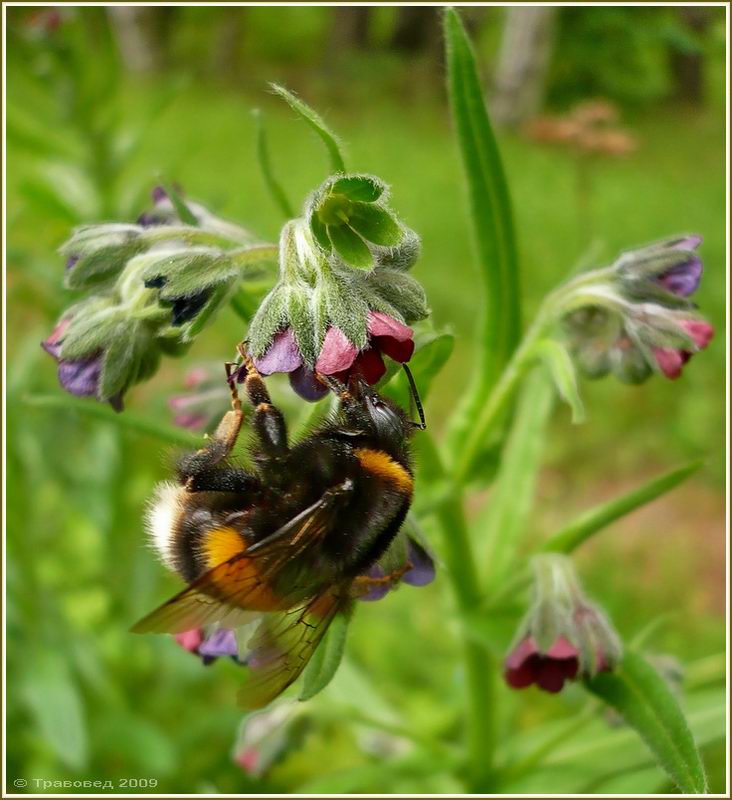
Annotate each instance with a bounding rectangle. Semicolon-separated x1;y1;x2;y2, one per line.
421;435;496;789
450;267;616;487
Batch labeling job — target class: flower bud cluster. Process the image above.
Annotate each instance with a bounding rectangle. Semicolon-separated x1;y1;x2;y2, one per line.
504;554;622;694
42;187;274;408
562;236;714;384
246;175;429;400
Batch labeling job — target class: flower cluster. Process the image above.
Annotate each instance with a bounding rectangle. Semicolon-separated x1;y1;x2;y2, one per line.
42;187;274;408
504;554;621;694
247;181;429;400
562;235;714;384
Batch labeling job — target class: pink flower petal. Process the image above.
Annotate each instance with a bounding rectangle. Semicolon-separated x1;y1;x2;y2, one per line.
315;326;358;375
546;636;580;660
376;335;415;363
505;637;539;670
653;347;685;379
367;311;412;341
679;319;714;350
175;628;203;653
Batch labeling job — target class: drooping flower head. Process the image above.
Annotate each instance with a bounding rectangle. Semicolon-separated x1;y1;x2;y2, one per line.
504;554;621;694
247;187;429;401
562;235;714;385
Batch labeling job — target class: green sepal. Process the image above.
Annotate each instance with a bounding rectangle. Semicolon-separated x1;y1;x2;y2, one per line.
348;203;402;247
327;224;373;270
375;227;421;271
60;305;126;361
98;322;155;401
248;287;287;360
310;213;332;253
65;240;146;291
365;269;430;323
287;287;317;366
331;174;385;202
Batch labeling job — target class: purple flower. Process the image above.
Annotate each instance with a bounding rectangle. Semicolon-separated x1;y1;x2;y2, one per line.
254;312;415;402
175;626;243;666
505;636;580;693
657;236;703;297
356;537;435;602
41;319;122;411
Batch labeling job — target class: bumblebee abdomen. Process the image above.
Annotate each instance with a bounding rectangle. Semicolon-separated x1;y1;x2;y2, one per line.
145;482;249;583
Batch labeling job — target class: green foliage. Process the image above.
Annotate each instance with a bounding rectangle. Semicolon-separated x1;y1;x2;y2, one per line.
5;4;725;795
586;651;708;793
300;614;351;702
444;7;521;453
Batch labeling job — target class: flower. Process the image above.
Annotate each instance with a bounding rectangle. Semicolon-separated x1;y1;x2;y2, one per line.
253;311;415;401
41;318;123;411
562;235;714;385
505;636;579;693
169;365;231;431
356;534;435;602
504;555;621;694
175;626;243;667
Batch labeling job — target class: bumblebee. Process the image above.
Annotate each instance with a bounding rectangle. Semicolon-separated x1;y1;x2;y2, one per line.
133;343;427;709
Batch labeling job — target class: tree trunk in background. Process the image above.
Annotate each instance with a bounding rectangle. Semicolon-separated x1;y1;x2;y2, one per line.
669;6;710;105
107;7;177;73
491;6;558;129
210;7;244;77
390;6;441;54
329;7;371;53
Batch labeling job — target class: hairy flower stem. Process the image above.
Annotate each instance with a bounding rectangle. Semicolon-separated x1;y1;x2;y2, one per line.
421;435;497;789
451;268;614;487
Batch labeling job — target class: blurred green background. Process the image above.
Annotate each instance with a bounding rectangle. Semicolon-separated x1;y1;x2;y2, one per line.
6;5;726;794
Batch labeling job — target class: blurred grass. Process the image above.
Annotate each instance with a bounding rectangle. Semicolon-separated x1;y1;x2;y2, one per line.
6;17;726;794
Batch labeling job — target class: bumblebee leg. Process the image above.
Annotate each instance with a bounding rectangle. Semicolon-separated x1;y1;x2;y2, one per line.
178;363;246;492
236;342;289;459
351;562;412;597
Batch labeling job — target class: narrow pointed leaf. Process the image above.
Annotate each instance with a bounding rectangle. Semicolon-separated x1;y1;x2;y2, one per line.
585;651;708;793
536;338;585;423
299;613;350;701
478;367;554;582
271;84;345;173
542;462;702;554
444;8;520;450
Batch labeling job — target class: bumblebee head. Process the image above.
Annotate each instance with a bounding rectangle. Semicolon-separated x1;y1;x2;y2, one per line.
350;377;408;442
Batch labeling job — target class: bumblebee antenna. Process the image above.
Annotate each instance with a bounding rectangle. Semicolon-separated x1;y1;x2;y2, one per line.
403;363;426;430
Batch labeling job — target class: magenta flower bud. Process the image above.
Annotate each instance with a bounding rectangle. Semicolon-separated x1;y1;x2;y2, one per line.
652;319;714;380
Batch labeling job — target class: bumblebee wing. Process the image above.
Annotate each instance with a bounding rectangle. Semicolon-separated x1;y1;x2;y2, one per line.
131;482;353;635
237;589;349;711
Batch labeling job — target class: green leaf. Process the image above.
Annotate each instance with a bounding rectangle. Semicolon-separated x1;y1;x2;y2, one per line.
585;651;708;793
181;282;233;341
349;203;402;246
21;652;89;770
271;83;346;173
477;367;554;583
535;338;585;423
328;224;373;270
252;108;295;219
542;461;702;554
331;174;385;202
162;182;199;226
299;613;350;701
444;8;520;444
310;213;332;252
